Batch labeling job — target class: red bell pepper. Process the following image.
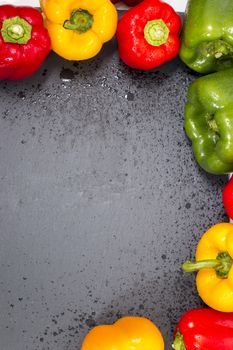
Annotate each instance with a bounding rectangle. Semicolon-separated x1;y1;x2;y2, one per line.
172;308;233;350
0;5;51;80
116;0;181;70
111;0;143;6
223;176;233;220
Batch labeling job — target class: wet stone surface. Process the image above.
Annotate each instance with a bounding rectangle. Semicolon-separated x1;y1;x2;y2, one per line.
0;39;228;350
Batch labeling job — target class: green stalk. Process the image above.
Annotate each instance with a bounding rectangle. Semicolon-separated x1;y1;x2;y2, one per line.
1;16;32;44
182;252;233;278
63;9;93;33
172;331;186;350
144;19;169;46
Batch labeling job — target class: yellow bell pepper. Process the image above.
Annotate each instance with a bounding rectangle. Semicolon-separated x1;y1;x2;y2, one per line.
183;223;233;312
81;316;164;350
40;0;118;60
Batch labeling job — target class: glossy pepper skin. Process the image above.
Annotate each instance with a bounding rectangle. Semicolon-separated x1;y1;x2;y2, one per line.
223;176;233;220
182;223;233;312
116;0;181;70
0;5;51;80
40;0;117;61
180;0;233;74
185;69;233;175
172;308;233;350
81;316;164;350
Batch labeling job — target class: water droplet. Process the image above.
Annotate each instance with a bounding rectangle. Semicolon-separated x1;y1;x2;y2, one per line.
18;91;26;99
60;68;75;81
125;92;134;101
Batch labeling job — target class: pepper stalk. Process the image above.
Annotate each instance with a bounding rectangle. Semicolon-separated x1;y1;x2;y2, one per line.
144;19;169;46
183;252;233;279
1;16;32;44
172;331;186;350
63;9;94;33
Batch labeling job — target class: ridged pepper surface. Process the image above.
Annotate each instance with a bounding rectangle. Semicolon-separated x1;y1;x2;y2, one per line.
180;0;233;73
185;69;233;174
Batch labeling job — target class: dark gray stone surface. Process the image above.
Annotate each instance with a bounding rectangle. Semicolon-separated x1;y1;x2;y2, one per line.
0;38;227;350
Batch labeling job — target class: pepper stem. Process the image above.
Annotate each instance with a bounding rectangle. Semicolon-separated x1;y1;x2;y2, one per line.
212;40;233;59
1;16;32;44
182;252;233;279
63;9;93;33
208;118;219;134
144;19;169;46
172;331;186;350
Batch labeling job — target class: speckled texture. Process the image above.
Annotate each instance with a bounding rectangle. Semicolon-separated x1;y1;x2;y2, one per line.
0;38;228;350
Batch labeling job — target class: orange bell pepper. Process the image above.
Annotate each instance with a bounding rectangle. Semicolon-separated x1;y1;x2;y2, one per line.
81;316;164;350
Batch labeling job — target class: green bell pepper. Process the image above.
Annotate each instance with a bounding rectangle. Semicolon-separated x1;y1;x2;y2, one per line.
180;0;233;74
185;69;233;175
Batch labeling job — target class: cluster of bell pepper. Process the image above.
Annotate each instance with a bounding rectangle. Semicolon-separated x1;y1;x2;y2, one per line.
180;0;233;248
80;309;233;350
80;223;233;350
0;0;182;79
2;0;233;348
181;0;233;176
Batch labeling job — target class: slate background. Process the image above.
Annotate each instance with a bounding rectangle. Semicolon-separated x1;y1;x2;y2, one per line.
0;38;227;350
